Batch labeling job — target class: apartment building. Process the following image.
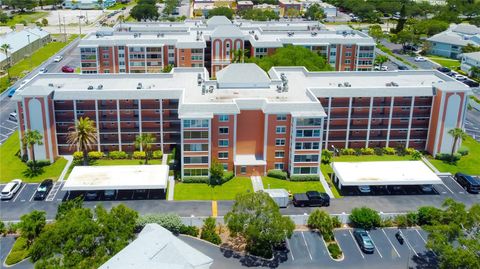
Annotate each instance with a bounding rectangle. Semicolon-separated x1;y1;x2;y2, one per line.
14;64;470;177
79;16;375;76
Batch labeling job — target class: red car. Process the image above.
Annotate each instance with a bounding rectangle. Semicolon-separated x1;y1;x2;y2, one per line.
61;66;74;73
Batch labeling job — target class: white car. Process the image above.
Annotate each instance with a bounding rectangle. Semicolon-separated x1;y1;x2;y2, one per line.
1;179;22;200
374;65;388;71
53;55;63;62
38;68;48;74
414;56;426;62
454;74;467;80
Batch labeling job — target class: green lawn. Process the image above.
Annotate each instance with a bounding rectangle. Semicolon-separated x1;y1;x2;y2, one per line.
1;34;79;93
428;136;480;174
0;12;48;27
174;177;253;200
5;237;30;266
0;131;68;183
262;176;325;194
427;55;461;69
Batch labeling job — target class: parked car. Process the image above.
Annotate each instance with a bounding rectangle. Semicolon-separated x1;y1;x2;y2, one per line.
7;86;17;97
436;67;451;73
454;173;480;194
414;56;426;62
292;191;330;207
34;179;54;200
8;112;17;122
374;65;388;71
1;179;22;200
463;80;480;87
38;67;48;74
446;71;457;77
61;66;74;73
454;74;467;81
397;65;408;70
420;185;434;193
353;229;375;253
54;55;63;62
104;190;117;200
403;44;418;51
134;189;148;199
358;185;371;193
85;191;98;200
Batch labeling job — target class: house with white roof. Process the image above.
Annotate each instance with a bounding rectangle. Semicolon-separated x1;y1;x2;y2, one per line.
460;51;480;75
427;23;480;59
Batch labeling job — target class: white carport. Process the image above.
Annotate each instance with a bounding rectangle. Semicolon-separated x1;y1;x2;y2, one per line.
63;165;169;191
331;161;442;189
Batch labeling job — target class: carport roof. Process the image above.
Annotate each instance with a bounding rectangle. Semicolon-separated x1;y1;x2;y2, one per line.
331;161;442;186
63;165;168;191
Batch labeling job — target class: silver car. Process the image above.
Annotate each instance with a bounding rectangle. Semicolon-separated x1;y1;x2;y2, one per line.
1;179;22;200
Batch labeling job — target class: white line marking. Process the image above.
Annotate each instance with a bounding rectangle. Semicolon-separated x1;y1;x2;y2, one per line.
369;232;383;258
382;229;400;258
415;229;427;244
400;230;419;258
29;188;37;202
12;184;27;202
6;120;18;125
449;177;466;192
301;232;313;260
442;183;455;194
285;238;295;261
0;125;14;131
348;230;365;259
20;200;25;202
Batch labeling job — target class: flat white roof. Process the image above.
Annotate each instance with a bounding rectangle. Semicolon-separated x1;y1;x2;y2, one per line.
234;154;266;166
331;161;442;186
63;165;169;191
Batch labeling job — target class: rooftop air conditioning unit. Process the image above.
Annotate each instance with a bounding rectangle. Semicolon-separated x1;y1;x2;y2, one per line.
137;83;143;89
208;86;214;93
97;84;103;90
311;32;317;36
338;83;343;87
202;84;206;95
48;83;54;87
88;86;94;90
344;82;351;87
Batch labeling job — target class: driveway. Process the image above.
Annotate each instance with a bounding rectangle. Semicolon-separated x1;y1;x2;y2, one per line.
0;236;34;269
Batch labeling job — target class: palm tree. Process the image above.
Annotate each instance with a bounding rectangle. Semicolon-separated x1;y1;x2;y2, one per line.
135;133;156;165
448;128;467;156
1;43;11;81
375;55;388;69
67;117;98;166
232;49;249;63
22;130;44;170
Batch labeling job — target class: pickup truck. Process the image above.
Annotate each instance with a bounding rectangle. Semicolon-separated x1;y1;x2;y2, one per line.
292;191;330;207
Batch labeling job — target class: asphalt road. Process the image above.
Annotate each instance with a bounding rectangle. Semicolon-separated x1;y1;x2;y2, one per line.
0;236;33;269
466;109;480;142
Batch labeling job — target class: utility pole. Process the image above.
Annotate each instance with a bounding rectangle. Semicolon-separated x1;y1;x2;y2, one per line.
77;15;84;36
58;12;62;34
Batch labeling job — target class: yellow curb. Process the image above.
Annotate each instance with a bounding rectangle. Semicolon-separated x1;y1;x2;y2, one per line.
211;200;218;217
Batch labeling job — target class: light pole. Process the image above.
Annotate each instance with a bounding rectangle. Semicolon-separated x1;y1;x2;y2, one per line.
27;34;32;70
77;15;85;36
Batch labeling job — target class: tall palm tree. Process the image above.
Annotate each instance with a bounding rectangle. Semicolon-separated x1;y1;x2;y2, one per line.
1;43;11;81
22;130;44;170
67;117;98;166
448;128;467;156
135;133;156;165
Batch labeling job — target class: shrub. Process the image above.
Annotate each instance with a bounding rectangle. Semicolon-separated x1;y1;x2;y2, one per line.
179;225;199;237
394;214;408;228
327;242;342;259
87;151;103;160
458;146;469;156
200;217;221;245
331;216;342;228
182;177;209;183
374;147;384;156
417;206;442;226
349;207;381;229
322;150;333;164
41;18;48;26
405;147;416;155
26;160;50;168
73;151;83;160
360;148;374;155
290;175;319;181
340;148;355;155
383;147;396;155
7;223;18;234
133;151;146;159
136;214;183;234
435;153;461;163
109;151;128;159
406;212;418;226
267;169;287;180
152;150;163;159
380;217;394;227
308;209;334;241
396;144;407;156
221;171;234;183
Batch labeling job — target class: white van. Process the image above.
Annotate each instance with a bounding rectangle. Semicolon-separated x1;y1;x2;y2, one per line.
9;112;17;122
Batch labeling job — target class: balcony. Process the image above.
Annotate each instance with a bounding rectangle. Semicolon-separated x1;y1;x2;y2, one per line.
98;100;118;110
141;100;161;109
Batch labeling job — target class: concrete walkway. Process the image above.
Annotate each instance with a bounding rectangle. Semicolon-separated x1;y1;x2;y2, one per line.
250;176;264;192
319;172;335;199
58;155;74;181
163;154;175;200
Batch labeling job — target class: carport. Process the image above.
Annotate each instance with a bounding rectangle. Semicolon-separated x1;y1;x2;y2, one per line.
331;161;442;190
63;165;169;192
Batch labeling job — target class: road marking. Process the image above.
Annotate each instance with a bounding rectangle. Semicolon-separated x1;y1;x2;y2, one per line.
6;120;18;125
211;200;217;217
0;125;14;131
348;230;365;259
415;229;427;244
448;176;466;192
442;183;455;194
382;229;400;258
29;188;37;202
285;238;295;261
0;133;7;138
301;232;313;260
12;184;27;202
369;232;383;258
400;230;419;257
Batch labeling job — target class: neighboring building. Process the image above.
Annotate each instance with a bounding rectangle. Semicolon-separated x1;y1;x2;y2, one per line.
460;51;480;75
278;0;302;17
0;28;51;69
80;16;376;77
237;0;254;11
192;0;236;17
63;0;116;9
14;64;471;177
299;0;337;18
427;24;480;59
100;223;213;269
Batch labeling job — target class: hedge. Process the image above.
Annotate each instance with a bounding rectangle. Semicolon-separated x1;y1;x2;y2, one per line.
109;150;128;159
267;169;288;180
136;214;183;234
290;175;320;181
73;151;83;160
133;151;146;159
87;151;103;159
183;177;209;183
152;150;163;159
327;242;342;259
179;225;199;237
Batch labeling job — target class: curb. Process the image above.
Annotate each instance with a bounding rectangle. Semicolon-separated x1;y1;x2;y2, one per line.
2;237;30;268
321;235;345;262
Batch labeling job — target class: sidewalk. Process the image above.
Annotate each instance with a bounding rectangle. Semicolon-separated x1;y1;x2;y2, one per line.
250;176;264;192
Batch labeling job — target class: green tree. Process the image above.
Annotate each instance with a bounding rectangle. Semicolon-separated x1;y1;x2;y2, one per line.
162;64;173;73
374;55;388;69
448;128;467;156
394;3;407;33
286;8;300;20
321;149;333;164
130;3;159;21
0;11;9;23
16;0;38;11
56;196;83;220
207;7;234;19
411;150;422;160
349;207;381;229
18;210;46;246
200;217;221;245
224;192;295;258
308;209;334;241
232;49;249;63
305;3;326;21
461;44;480;53
368;24;384;43
469;66;480;79
209;159;224;184
22;130;44;170
135;133;156;165
67;117;98;166
1;43;11;81
240;9;278;21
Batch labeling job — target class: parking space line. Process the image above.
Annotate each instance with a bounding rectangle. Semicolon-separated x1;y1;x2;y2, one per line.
285;238;295;261
381;229;400;258
399;230;418;257
301;232;313;260
369;232;383;258
0;125;14;131
6;120;18;125
0;133;7;138
415;229;427;244
348;230;365;259
442;183;455;194
29;188;37;202
12;184;27;202
448;177;466;192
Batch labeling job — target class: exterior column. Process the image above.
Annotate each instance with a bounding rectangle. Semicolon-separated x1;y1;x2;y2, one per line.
117;99;122;151
73;100;79;151
95;100;100;151
289;117;297;175
318;117;324;178
324;97;332;149
386;97;394;147
207;118;212;177
159;99;164;152
180;119;184;178
43;98;54;162
366;97;374;148
233;114;237;161
345;97;353;148
263;114;268;161
138;99;143;151
406;97;415;148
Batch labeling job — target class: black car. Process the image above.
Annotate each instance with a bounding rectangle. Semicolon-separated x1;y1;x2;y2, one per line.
463;80;480;88
292;191;330;207
436;67;451;73
454;173;480;194
34;179;54;200
353;229;375;253
397;65;408;70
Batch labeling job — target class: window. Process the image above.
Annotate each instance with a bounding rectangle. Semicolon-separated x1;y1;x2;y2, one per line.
222;163;228;170
184;143;208;151
295;142;320;150
276;126;286;134
274;163;284;170
219;139;229;147
297;118;321;126
218;152;228;159
184;156;208;164
183;119;208;128
102;53;110;59
293;167;318;174
183;131;208;139
345;52;352;57
275;138;286;146
275;151;285;158
218;115;229;122
276;114;287;121
184;169;208;176
296;129;321;137
219;127;229;134
294;154;319;162
240;166;247;174
345;59;351;64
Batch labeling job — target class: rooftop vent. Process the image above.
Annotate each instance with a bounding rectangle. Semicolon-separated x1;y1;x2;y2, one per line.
197;73;203;86
202;84;206;95
48;83;54;87
137;83;143;89
254;34;258;40
311;32;318;36
343;82;351;87
208;86;214;93
97;84;103;90
88;85;94;90
287;32;294;37
386;82;399;87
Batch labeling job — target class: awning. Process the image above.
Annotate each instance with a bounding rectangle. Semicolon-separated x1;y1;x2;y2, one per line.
332;161;442;186
63;165;169;191
234;154;267;166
